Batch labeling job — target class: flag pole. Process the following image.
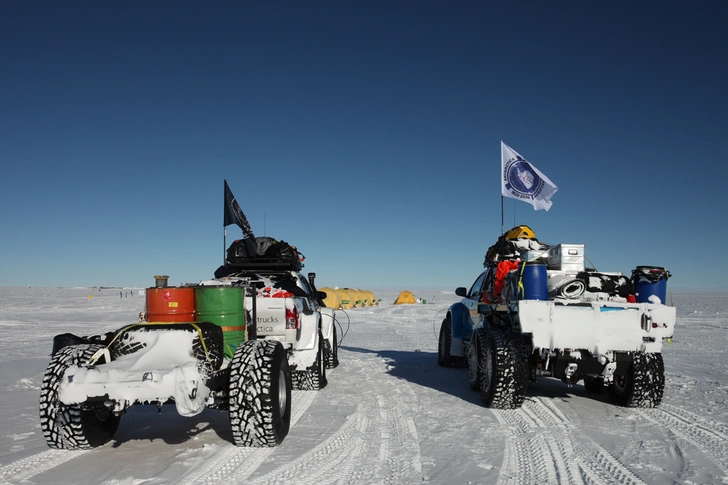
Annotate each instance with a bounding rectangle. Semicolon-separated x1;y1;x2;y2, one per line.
501;195;504;237
223;227;227;264
500;195;505;260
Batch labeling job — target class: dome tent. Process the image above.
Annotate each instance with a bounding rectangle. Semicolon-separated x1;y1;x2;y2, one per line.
336;288;354;309
344;288;361;307
393;290;417;304
319;286;339;309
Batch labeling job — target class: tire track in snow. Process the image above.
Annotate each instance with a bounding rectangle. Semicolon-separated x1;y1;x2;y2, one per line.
493;405;560;485
373;386;423;484
534;397;647;485
634;404;728;476
494;397;647;485
246;359;424;485
0;391;317;485
0;449;89;485
244;407;367;485
178;389;317;485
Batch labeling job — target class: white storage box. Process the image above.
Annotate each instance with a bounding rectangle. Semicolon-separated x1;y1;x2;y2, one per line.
548;244;585;272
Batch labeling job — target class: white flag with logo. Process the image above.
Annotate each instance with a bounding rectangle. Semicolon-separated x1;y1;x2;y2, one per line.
501;141;558;211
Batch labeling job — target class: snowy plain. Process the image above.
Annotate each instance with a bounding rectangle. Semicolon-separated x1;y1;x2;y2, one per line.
0;286;727;485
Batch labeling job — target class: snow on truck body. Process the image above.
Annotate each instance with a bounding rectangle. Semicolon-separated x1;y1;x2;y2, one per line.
58;330;209;417
516;299;675;355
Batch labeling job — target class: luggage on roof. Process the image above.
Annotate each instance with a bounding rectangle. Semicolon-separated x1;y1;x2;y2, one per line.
484;225;548;265
504;225;536;240
226;237;305;271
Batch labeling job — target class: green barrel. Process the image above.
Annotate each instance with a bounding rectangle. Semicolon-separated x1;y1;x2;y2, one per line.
195;286;246;359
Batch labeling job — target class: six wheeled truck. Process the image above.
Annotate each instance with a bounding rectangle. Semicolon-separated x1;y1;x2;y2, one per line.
438;230;676;409
39;238;337;450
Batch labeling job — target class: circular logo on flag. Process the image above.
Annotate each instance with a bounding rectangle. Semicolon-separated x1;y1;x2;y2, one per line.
505;160;543;197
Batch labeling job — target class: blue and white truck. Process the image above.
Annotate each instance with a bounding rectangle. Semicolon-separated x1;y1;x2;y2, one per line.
438;230;676;409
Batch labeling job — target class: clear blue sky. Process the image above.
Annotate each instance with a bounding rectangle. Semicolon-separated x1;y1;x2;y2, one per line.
1;2;726;290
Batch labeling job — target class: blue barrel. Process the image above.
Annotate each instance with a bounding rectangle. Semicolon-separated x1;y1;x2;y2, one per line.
632;266;670;303
521;262;548;300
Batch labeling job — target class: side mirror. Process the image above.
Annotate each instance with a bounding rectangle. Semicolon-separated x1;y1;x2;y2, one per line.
455;287;467;297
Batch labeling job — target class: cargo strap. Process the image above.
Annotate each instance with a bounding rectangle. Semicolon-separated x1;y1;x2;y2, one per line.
518;262;526;298
86;321;212;366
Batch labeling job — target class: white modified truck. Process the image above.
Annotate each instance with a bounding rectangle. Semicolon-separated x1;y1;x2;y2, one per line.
438;230;676;409
38;240;337;451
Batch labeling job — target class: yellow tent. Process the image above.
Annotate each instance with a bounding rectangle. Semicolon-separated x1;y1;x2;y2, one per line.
361;289;372;306
344;288;361;307
336;288;354;309
319;286;339;309
393;290;416;304
355;289;367;307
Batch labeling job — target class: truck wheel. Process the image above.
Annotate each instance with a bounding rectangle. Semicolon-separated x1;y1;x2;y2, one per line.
314;330;328;389
229;340;291;446
292;331;328;390
438;315;466;368
40;344;120;449
467;328;487;390
325;325;339;369
583;376;605;394
479;328;528;409
607;352;664;407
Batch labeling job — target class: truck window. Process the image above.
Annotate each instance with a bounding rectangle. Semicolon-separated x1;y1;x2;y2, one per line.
467;271;489;300
297;275;314;299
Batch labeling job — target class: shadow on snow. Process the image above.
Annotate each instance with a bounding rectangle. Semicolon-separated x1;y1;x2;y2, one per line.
340;345;616;408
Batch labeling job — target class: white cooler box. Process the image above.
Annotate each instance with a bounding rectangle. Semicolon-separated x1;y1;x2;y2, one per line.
548;244;585;272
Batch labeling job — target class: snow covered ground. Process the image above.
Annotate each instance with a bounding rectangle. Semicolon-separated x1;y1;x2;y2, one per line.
0;286;727;485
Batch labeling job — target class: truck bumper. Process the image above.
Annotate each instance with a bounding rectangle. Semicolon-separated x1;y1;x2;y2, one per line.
517;299;676;355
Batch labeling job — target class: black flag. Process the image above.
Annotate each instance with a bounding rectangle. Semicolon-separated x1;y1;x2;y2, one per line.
224;180;257;257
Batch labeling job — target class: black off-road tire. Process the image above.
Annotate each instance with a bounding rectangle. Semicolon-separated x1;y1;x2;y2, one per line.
40;344;121;449
583;376;605;394
467;328;487;390
325;325;339;369
479;328;529;409
292;331;328;390
229;339;292;447
438;315;466;368
608;352;665;407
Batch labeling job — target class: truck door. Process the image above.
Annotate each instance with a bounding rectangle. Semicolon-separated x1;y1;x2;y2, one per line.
464;270;490;329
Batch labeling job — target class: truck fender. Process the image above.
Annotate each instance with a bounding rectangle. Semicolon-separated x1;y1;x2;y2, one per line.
447;303;472;358
319;307;335;341
449;302;473;340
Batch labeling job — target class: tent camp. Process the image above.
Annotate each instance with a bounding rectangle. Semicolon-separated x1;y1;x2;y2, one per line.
393;290;416;304
321;287;377;309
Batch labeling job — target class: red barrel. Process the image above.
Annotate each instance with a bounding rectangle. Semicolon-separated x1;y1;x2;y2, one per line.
145;287;196;322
